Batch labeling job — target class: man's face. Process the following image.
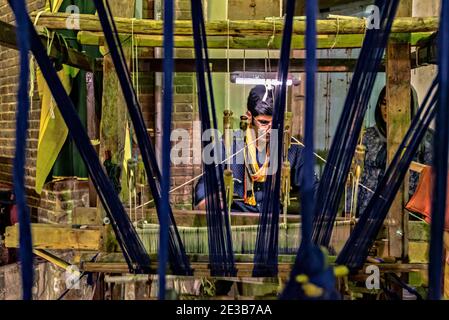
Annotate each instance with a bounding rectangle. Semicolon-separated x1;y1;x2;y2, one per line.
253;114;272;139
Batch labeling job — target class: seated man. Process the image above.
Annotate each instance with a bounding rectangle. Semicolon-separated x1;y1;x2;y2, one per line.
194;85;319;213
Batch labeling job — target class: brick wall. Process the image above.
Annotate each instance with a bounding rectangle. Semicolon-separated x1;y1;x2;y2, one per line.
169;0;198;209
0;0;96;223
0;0;198;224
0;0;46;217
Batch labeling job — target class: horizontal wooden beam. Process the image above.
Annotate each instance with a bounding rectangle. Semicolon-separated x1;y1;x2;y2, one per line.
139;57;366;73
4;223;103;251
78;31;432;50
79;251;428;278
0;19;100;71
33;249;71;270
31;13;438;36
137;57;419;73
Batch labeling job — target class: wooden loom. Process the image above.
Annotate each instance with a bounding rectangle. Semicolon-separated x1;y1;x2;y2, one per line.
1;1;446;298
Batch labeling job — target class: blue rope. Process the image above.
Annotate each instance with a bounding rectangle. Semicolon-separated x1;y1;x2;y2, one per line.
93;0;192;276
280;0;340;300
159;0;174;300
9;0;33;300
312;0;400;248
428;0;449;300
302;0;317;251
252;0;296;278
15;7;151;274
190;0;236;276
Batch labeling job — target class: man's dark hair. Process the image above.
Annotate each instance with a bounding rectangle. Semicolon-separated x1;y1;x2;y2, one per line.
247;85;274;117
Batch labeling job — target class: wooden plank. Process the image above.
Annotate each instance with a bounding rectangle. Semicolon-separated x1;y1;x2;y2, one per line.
86;71;100;208
386;0;412;260
73;206;99;225
33;249;71;270
80;259;427;278
444;232;449;298
409;161;430;173
140;57;370;73
4;224;102;250
77;31;433;50
30;13;438;35
0;20;99;71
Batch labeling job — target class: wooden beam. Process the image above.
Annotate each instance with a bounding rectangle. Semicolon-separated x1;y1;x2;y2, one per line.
137;56;420;73
445;232;449;298
386;0;412;261
77;31;432;50
30;13;438;35
97;0;135;249
409;161;430;174
4;223;102;251
33;249;71;270
140;57;368;73
0;20;99;71
79;251;428;277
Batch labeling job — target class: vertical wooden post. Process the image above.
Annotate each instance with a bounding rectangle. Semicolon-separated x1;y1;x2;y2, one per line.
97;1;135;245
291;4;305;140
386;0;412;260
86;71;99;208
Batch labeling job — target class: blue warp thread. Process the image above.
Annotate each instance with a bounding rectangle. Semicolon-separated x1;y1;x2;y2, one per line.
9;0;33;300
337;79;439;271
281;0;339;300
190;0;236;277
428;0;449;300
312;0;400;248
93;0;192;276
252;0;296;278
159;0;174;299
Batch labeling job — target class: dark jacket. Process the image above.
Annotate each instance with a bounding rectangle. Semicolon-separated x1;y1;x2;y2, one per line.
356;87;433;216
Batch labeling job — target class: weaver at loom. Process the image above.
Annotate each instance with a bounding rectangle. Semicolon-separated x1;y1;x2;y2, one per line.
4;0;449;303
193;85;319;213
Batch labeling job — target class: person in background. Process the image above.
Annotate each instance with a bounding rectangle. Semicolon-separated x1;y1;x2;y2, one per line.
357;86;433;217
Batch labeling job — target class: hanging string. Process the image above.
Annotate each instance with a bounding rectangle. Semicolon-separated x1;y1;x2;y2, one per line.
135;130;269;210
330;17;340;50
